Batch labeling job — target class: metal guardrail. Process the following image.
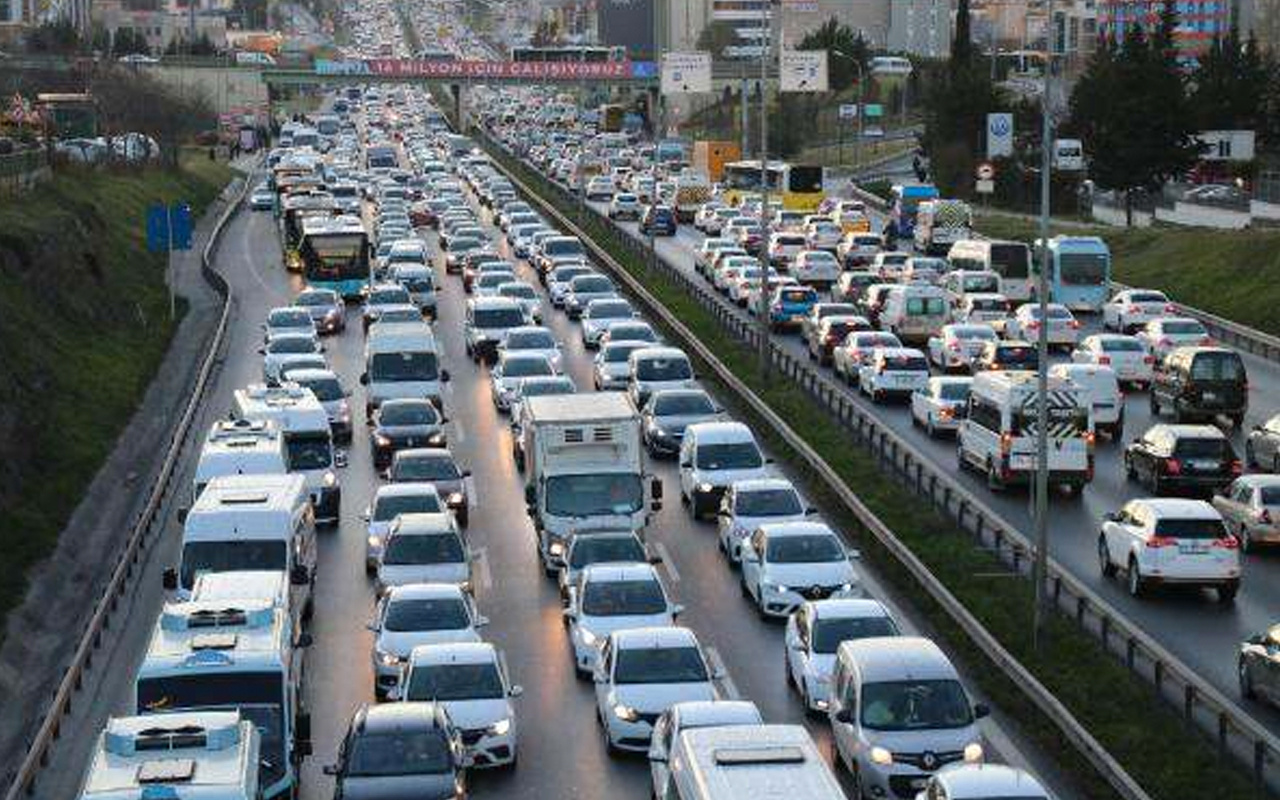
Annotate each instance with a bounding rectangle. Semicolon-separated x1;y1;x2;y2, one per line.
481;130;1280;794
479;132;1154;800
2;170;251;800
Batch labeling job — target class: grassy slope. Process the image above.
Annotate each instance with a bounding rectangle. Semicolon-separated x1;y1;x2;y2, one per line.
975;213;1280;337
0;155;233;640
490;147;1268;800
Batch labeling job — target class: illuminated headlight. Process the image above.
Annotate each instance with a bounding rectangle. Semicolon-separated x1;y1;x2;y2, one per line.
963;742;984;763
696;482;714;494
765;582;790;594
869;746;894;766
427;432;447;446
488;718;511;736
325;309;341;320
367;535;381;549
447;492;465;507
374;434;392;447
376;649;401;667
548;540;566;557
579;628;598;647
322;471;338;488
460;580;473;594
613;703;639;722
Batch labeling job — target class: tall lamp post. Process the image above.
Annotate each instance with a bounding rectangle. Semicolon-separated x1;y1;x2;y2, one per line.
756;0;776;375
832;49;864;172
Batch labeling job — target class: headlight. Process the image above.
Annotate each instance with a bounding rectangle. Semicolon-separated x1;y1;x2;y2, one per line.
322;471;338;488
548;541;565;557
579;628;597;647
839;582;856;594
696;482;714;494
765;582;790;594
869;746;893;766
447;492;464;506
963;742;984;763
489;718;511;736
376;649;400;667
374;434;392;447
428;432;446;445
367;535;381;549
613;703;639;722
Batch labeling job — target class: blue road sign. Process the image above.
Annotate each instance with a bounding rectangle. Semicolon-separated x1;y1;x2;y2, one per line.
170;204;193;250
146;203;194;252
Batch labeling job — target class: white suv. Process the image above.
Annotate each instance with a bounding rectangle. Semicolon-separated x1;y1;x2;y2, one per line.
1098;498;1241;603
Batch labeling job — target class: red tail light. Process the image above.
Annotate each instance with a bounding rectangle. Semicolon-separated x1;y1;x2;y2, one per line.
1164;458;1183;475
1165;303;1177;312
1070;319;1082;329
1230;460;1244;475
1026;320;1041;329
1126;305;1141;314
949;342;963;352
1143;355;1156;365
1098;355;1111;365
1212;536;1240;550
1146;536;1177;549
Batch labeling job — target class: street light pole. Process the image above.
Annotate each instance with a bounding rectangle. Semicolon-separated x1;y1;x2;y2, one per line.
1032;0;1054;653
756;0;774;375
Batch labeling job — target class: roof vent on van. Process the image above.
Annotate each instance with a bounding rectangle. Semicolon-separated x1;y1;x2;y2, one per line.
136;759;197;784
563;428;584;444
161;604;272;632
713;746;806;766
104;714;241;757
189;633;239;651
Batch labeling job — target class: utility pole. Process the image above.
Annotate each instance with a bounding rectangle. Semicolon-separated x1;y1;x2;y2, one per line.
1032;0;1054;653
756;0;774;376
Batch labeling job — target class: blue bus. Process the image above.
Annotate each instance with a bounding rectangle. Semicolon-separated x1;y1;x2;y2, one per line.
299;216;371;300
1034;235;1111;312
887;183;939;241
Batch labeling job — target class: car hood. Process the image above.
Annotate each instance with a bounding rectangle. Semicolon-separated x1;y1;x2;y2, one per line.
652;413;716;435
862;725;980;756
340;773;458;800
378;563;470;588
613;681;717;712
763;561;855;588
697;466;770;488
378;628;481;658
439;697;510;730
579;613;675;642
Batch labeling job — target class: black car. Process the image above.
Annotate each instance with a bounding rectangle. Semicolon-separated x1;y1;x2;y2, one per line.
1246;413;1280;473
640;204;677;236
324;702;468;800
1124;423;1241;496
1150;346;1248;427
372;399;447;469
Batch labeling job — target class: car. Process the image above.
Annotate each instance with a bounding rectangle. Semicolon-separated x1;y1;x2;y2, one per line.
1004;303;1081;351
259;332;323;384
293;288;346;334
740;521;860;619
953;293;1012;329
1104;288;1176;333
833;331;903;383
323;702;471;798
581;297;636;349
490;352;556;412
837;232;883;267
1124;423;1240;497
768;285;820;332
1137;317;1213;364
364;483;447;573
565;562;682;674
791;249;842;291
694;236;735;273
608;192;643;220
472;269;519;298
1239;624;1280;707
766;232;807;268
387;448;470;524
911;376;973;437
465;297;527;364
593;627;720;755
639;204;678;236
646;700;764;795
250;183;275;211
263;306;317;344
375;512;471;594
716;478;811;563
784;598;899;713
585;175;616;201
804;219;843;252
599;321;659;348
564;274;618;320
1098;498;1240;602
363;283;415;331
1149;346;1248;426
371;399;447;469
558;530;652;601
917;764;1052;800
678;422;771;519
807;315;871;366
1212;475;1280;553
628;346;696;408
397;642;522;768
1071;334;1156;388
871;251;911;281
693;203;726;233
927;324;1000;372
368;583;486;700
972;339;1039;373
498;326;562;373
858;347;930;403
497;282;542;323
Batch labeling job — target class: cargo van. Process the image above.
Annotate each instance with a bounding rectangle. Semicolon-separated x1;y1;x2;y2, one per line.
193;418;289;501
361;320;448;416
879;284;949;344
662;724;844;800
828;637;987;799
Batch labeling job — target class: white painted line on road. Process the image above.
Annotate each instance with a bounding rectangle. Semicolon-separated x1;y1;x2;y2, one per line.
472;546;492;592
465;475;477;510
705;647;740;700
452;421;467;444
653;541;680;584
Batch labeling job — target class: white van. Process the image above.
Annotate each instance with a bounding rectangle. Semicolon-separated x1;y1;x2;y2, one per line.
1050;363;1124;440
679;422;770;520
194;418;288;501
942;269;1002;308
662;724;845;800
879;284;949;344
165;473;316;624
232;383;342;524
828;637;986;799
957;371;1093;493
361;320;448;416
77;711;261;800
628;346;696;408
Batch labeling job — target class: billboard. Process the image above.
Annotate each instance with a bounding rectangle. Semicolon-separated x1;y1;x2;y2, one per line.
780;50;828;92
597;0;655;59
661;52;712;94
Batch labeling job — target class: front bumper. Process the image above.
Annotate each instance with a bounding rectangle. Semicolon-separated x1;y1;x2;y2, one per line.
603;712;657;752
459;727;516;768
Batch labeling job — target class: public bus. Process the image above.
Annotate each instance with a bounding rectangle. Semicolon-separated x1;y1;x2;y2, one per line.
280;192;336;271
1033;235;1111;312
510;45;627;63
297;216;371;299
947;238;1033;301
720;160;825;212
886;183;939;242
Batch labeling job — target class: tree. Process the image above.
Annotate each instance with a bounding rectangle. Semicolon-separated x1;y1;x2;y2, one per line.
1191;29;1267;130
797;17;867;93
952;0;973;66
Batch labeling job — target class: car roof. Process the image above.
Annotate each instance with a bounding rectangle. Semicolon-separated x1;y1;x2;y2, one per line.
407;640;497;666
387;582;466;601
1150;423;1227;439
356;701;449;735
670;700;763;729
758;520;837;539
839;636;957;682
1134;498;1221;519
612;625;699;650
808;598;892;621
375;483;442;500
686;421;754;442
391;512;458;535
933;763;1049;798
731;477;795;493
582;562;660;582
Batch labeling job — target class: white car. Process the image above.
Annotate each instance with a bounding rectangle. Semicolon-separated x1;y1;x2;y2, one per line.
594;627;720;754
581;298;636;348
1004;303;1081;350
497;281;542;324
713;256;760;293
927;324;999;372
740;521;860;618
398;642;522;768
834;331;903;383
364;484;447;573
784;598;899;712
1103;288;1175;333
837;232;883;267
792;249;842;290
1098;498;1240;603
678;422;771;520
594;340;651;390
693;204;726;233
767;232;807;267
490;352;556;412
497;326;562;373
871;251;911;281
263;306;317;344
627;346;696;408
953;293;1012;329
647;701;763;795
375;512;472;594
858;347;931;403
694;236;735;273
1136;316;1213;364
1049;363;1124;439
608;192;643;221
716;478;810;563
585;175;616;201
1071;333;1156;387
369;583;486;700
919;764;1052;800
565;562;682;674
260;332;323;384
911;376;973;437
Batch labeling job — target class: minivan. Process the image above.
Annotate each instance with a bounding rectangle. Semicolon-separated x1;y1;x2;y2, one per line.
1150;346;1248;427
879;285;949;344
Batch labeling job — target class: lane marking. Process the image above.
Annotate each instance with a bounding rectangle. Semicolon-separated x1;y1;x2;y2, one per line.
452;420;467;444
705;647;740;700
471;546;492;592
653;541;680;584
465;475;477;510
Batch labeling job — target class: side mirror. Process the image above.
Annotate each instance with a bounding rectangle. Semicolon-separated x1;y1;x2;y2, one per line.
462;470;473;478
295;632;314;648
176;507;189;525
334;450;349;469
593;671;607;684
834;708;855;724
291;564;311;585
440;369;451;383
162;568;178;591
1103;511;1120;523
359;373;369;385
805;506;820;515
509;684;525;698
257;348;266;355
671;603;685;618
847;547;862;560
974;702;991;719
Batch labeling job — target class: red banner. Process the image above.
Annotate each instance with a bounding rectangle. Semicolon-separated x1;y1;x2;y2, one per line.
364;59;634;80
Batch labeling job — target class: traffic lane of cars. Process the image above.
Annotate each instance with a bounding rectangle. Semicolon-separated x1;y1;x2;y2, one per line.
587;196;1280;725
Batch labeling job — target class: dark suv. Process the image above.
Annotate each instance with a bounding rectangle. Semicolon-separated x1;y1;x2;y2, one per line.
1150;346;1248;427
1124;423;1241;496
640;204;677;236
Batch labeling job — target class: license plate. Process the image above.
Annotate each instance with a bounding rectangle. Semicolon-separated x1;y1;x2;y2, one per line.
1178;544;1208;555
1202;391;1218;402
1188;460;1217;471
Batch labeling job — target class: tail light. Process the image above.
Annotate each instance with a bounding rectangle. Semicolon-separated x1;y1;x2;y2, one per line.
1212;536;1240;550
825;333;841;344
999;433;1014;454
949;342;963;352
1026;320;1041;330
939;407;955;420
1070;319;1082;329
1084;431;1097;447
1146;535;1177;548
1230;459;1243;475
1143;355;1156;365
1256;508;1272;524
1165;303;1177;312
1126;305;1140;314
1164;458;1182;475
1098;355;1111;365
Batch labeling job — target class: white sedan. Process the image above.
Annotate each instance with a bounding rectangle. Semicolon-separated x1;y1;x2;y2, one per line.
927;324;999;372
1004;302;1082;351
1136;316;1213;364
1103;288;1175;333
833;331;903;383
784;599;899;712
1071;333;1155;387
910;376;972;437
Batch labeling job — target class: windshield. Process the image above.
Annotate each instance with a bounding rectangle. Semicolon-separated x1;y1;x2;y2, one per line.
385;598;470;631
546;239;584;257
696;442;762;470
1163;320;1207;336
179;540;287;589
297;376;342;402
406;662;504;701
370;289;411;306
605;344;646;363
503;358;553;377
369;352;439;382
269;310;311;328
882;354;929;372
588;302;632;319
347;730;452;776
393;456;460;482
765;534;845;563
294;293;335;308
637;357;692;381
653;393;715;416
963;275;999;292
996;345;1038;368
1190;353;1245;381
545;474;644;517
473;308;526;328
380;404;439;426
861;679;973;731
1101;338;1144;352
1057;253;1108;286
374;494;443;521
990;244;1029;278
615;646;708;684
285;431;333;471
582;579;667;616
939;382;971;401
813;617;900;654
736;489;802;517
569;538;646;569
507;331;557;350
574;277;614;294
383;533;466;565
270;337;314;354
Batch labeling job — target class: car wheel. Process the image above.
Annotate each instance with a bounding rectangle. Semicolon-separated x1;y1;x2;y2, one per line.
739;573;751;599
1274;454;1280;476
600;713;621;759
1124;455;1136;481
1240;660;1257;699
1127;558;1145;597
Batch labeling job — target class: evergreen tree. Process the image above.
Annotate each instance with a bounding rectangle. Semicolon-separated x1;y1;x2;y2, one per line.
797;17;867;93
952;0;972;66
1191;30;1267;129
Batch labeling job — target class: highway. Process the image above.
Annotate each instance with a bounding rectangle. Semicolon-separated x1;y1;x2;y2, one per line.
541;171;1280;732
